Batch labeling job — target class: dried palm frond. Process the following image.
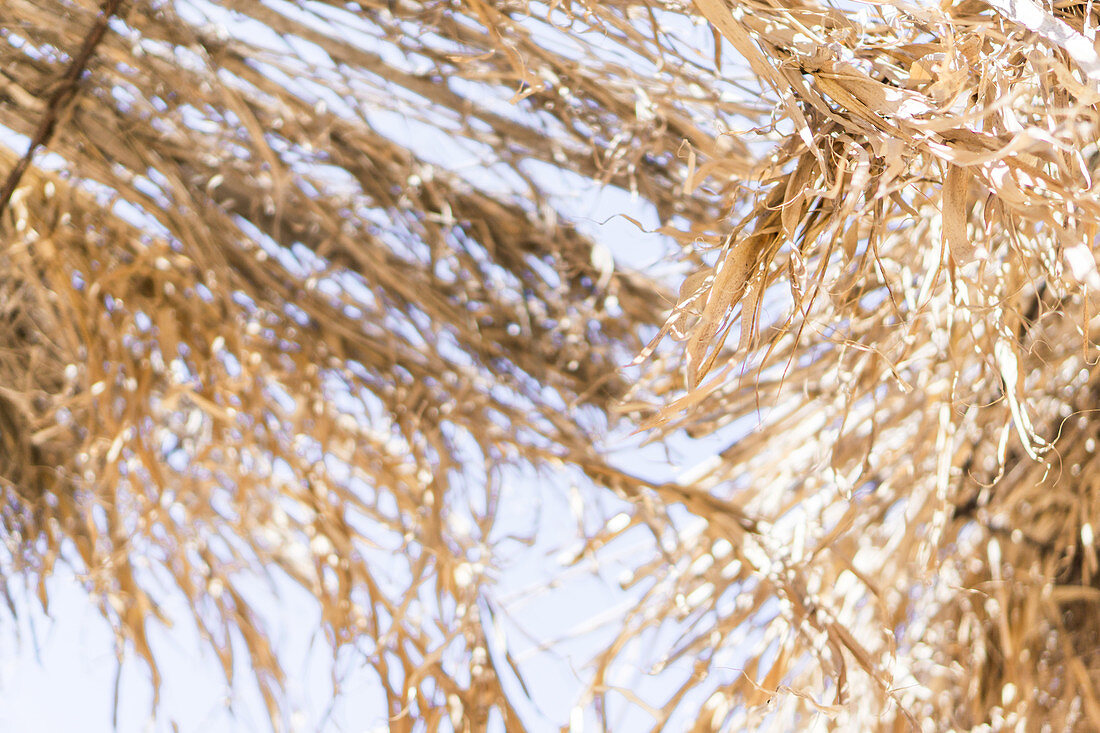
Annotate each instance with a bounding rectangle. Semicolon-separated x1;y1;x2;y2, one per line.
4;0;1100;730
623;0;1100;729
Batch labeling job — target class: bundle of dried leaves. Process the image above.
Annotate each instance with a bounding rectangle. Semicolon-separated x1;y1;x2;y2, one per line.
3;0;1100;730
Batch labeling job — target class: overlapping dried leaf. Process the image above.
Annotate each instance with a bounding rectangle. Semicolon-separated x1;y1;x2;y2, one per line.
5;0;1100;730
624;0;1100;729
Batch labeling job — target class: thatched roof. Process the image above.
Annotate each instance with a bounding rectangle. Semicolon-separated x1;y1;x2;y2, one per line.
4;0;1100;729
